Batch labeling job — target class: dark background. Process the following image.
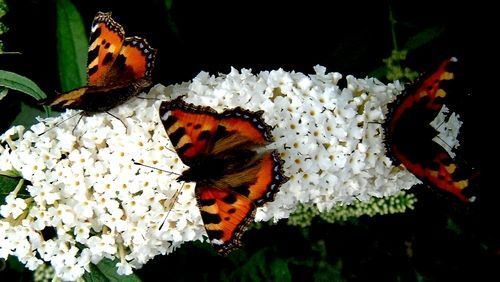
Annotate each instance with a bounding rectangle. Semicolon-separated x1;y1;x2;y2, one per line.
1;0;490;281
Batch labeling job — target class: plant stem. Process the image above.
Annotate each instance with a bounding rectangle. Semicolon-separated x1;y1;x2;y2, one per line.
389;5;398;51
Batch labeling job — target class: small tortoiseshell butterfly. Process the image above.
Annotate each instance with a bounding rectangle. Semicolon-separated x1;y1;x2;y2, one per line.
45;12;156;112
385;57;475;202
159;97;289;255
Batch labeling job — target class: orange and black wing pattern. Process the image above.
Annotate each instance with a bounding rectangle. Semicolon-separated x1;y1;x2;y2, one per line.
159;98;288;255
46;12;156;112
196;186;256;255
385;58;475;202
198;150;287;255
88;12;156;86
87;11;125;86
159;98;220;165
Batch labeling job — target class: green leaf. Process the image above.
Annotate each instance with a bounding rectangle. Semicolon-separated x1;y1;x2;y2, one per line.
0;70;47;100
83;264;109;282
10;101;46;127
165;0;174;10
6;256;25;273
56;0;87;92
0;175;19;205
0;170;20;178
368;66;388;80
83;258;141;282
271;259;291;282
403;26;445;51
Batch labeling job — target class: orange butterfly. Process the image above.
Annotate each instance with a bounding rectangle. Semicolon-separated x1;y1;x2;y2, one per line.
45;12;156;112
384;58;475;202
159;97;289;255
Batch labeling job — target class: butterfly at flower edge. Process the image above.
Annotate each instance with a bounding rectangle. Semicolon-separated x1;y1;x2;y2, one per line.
159;97;289;255
44;12;157;113
384;57;475;202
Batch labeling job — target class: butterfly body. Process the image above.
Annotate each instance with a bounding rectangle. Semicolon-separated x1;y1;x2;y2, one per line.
46;12;156;112
385;58;474;202
49;78;151;112
160;97;288;255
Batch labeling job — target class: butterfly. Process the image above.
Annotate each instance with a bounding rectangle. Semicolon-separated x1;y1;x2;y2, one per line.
384;57;475;202
159;97;289;255
44;12;156;113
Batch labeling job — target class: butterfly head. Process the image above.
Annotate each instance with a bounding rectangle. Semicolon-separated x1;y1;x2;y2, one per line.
177;155;225;183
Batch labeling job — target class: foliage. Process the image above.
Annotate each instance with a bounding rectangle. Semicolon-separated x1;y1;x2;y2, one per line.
56;0;87;91
0;71;47;101
83;259;141;282
0;0;7;52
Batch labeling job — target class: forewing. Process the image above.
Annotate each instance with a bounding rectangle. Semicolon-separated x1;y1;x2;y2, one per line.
159;98;220;165
100;36;156;84
87;12;125;86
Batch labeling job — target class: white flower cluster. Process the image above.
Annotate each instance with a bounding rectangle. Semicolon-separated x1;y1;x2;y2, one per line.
0;66;420;280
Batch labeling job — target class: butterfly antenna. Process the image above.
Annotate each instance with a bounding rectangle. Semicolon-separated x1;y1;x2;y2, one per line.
71;115;84;135
159;182;185;230
165;146;177;154
132;159;181;176
136;96;161;100
105;111;128;130
434;135;454;152
38;111;81;136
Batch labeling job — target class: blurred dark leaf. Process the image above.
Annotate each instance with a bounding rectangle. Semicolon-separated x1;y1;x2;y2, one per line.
10;101;46;127
446;218;463;235
314;260;343;282
83;258;141;282
404;26;445;51
56;0;87;92
230;248;269;282
271;258;292;282
369;66;389;79
165;0;174;11
6;256;24;273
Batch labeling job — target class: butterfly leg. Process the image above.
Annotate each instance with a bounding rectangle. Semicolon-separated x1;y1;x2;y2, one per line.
105;110;128;131
38;111;81;136
159;182;186;230
71;114;84;134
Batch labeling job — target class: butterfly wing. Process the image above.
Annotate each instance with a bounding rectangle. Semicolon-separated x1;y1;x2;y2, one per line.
159;98;220;165
45;12;156;112
87;12;125;86
386;58;473;202
195;186;255;255
195;151;287;255
197;108;286;254
97;36;156;85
